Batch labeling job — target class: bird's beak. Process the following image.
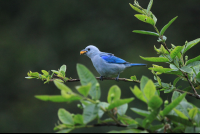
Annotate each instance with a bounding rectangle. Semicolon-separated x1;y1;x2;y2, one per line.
80;50;87;55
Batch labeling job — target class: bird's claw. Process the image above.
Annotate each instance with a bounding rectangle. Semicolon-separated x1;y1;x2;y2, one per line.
100;76;104;81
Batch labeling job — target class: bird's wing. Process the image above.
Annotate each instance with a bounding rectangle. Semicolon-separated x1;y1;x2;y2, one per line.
100;53;127;64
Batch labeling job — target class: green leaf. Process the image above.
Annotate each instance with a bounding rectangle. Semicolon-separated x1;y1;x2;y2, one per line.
170;46;183;59
130;86;147;104
140;56;169;62
140;76;149;92
118;115;138;125
74;114;84;125
149;67;174;73
60;65;67;72
129;3;144;14
148;96;163;110
133;30;159;37
77;64;100;100
150;124;164;132
161;93;186;116
143;80;156;101
35;95;71;103
51;70;59;74
143;109;160;128
186;55;200;65
54;81;73;93
183;38;200;54
58;108;74;125
131;108;150;117
173;77;180;87
83;104;99;124
147;0;153;14
76;83;91;97
160;16;178;36
130;75;137;81
98;102;109;118
107;98;134;110
174;108;188;120
189;108;198;120
107;85;121;104
41;70;49;76
61;91;82;103
180;66;193;74
117;104;128;116
166;115;193;126
134;14;155;25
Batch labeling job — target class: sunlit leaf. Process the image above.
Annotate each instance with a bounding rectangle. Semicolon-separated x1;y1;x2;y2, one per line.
131;108;150;117
186;55;200;65
170;46;183;59
129;3;144;14
182;38;200;54
83;104;99;124
107;85;121;104
160;16;178;36
58;108;74;125
107;98;134;110
135;14;155;25
130;86;147;104
140;56;169;62
133;30;159;36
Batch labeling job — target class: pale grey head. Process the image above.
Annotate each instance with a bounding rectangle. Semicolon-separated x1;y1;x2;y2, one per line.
80;45;101;58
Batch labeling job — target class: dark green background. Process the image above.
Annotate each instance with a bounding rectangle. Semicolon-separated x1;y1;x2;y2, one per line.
1;0;200;133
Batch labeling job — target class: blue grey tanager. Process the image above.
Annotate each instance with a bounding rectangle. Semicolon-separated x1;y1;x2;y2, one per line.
80;45;146;81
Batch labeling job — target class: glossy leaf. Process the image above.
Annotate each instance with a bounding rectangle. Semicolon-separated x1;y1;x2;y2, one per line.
160;16;178;36
149;67;174;73
35;95;70;103
129;3;144;14
58;108;74;125
76;83;91;97
107;98;134;110
161;93;186;116
61;91;82;103
182;38;200;54
83;104;99;124
135;14;155;25
173;77;180;87
107;85;121;104
170;46;183;59
143;80;156;101
189;108;198;120
74;114;84;125
98;102;109;118
60;65;67;72
140;56;169;62
130;86;147;103
174;109;188;120
131;108;150;117
117;104;128;116
186;55;200;65
133;30;159;36
147;0;153;14
77;64;100;100
140;76;149;92
54;81;73;93
180;66;193;74
166;115;193;126
148;96;163;110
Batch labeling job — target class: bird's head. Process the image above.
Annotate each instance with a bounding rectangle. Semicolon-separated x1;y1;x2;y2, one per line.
80;45;100;58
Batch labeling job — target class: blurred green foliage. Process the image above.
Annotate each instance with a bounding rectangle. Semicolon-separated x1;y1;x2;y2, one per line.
1;0;200;133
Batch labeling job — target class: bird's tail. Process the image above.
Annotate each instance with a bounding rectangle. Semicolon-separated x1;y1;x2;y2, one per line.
125;63;147;67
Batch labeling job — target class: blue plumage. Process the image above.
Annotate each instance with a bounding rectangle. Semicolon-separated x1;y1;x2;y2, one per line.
100;54;127;64
80;45;146;81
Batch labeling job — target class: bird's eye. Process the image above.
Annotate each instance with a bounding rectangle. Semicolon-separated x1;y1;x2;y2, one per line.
88;48;90;51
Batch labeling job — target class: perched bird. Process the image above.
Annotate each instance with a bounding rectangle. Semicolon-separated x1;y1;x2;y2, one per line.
80;45;146;81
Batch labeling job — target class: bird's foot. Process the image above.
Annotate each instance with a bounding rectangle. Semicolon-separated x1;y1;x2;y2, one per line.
100;76;104;81
115;77;119;81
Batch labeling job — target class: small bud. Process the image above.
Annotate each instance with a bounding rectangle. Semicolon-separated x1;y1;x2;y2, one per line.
185;55;188;62
164;100;169;105
171;44;176;49
96;100;100;103
77;104;83;109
